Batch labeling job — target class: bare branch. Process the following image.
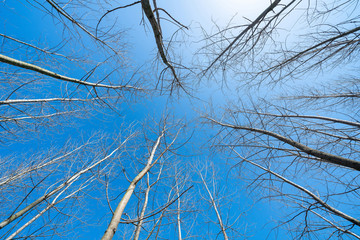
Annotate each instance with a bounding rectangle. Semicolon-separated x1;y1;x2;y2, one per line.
0;54;141;90
230;148;360;227
208;117;360;171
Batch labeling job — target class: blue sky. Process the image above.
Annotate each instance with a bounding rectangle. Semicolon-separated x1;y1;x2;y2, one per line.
0;1;283;239
1;0;359;239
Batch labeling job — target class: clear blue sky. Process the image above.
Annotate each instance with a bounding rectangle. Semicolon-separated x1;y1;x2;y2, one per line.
2;0;356;239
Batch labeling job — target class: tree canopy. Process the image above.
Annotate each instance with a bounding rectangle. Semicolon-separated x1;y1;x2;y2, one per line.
1;0;360;239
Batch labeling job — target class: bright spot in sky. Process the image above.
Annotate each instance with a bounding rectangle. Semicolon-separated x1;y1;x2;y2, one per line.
176;0;269;25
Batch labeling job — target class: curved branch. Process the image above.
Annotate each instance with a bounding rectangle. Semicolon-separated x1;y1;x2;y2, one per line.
44;0;120;56
231;148;360;227
153;8;188;30
208;117;360;171
0;54;141;90
96;1;141;37
141;0;182;90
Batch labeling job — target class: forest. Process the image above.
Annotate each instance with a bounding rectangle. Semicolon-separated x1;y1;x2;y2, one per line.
1;0;360;239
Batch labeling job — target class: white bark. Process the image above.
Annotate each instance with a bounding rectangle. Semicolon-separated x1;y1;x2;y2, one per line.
199;171;228;240
133;174;151;240
101;130;165;240
0;137;130;229
175;184;182;240
6;177;93;240
0;54;140;90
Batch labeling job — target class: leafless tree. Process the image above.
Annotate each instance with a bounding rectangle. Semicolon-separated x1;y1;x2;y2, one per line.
3;0;360;239
206;93;360;238
1;1;204;239
197;164;230;240
0;0;151;142
199;0;360;237
200;0;360;86
101;122;172;240
0;131;135;239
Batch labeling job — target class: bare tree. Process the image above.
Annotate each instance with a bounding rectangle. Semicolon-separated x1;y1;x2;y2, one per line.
1;1;198;239
100;119;203;240
199;0;360;237
0;0;149;143
197;164;229;240
206;93;360;238
200;0;360;86
0;131;135;239
3;0;360;239
101;123;170;240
